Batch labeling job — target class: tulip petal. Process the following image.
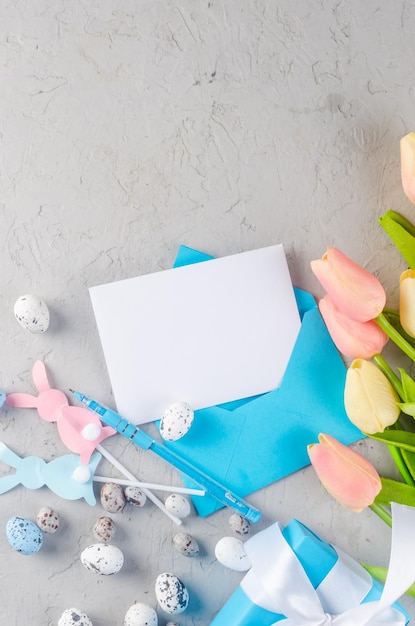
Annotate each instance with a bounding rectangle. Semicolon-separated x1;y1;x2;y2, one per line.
308;433;381;512
401;132;415;204
318;295;388;360
400;269;415;338
311;247;386;322
344;359;400;434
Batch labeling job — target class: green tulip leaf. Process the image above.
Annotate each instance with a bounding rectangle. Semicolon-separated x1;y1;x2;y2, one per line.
378;210;415;268
398;402;415;417
361;563;415;597
398;368;415;403
376;477;415;507
401;448;415;483
368;429;415;452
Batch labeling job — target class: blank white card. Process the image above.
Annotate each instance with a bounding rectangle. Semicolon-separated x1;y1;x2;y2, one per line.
89;245;301;424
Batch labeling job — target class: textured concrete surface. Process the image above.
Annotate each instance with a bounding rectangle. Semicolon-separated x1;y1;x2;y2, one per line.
1;1;415;624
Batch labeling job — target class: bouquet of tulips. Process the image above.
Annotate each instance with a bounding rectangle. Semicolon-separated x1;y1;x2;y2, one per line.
307;132;415;593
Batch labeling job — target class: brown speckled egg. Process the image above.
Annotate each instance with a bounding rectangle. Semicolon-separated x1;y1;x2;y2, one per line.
172;532;200;557
229;513;251;536
93;516;116;543
124;485;147;507
36;506;59;534
100;482;125;513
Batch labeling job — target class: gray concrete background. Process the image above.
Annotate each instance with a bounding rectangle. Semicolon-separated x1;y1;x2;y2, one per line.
1;1;415;624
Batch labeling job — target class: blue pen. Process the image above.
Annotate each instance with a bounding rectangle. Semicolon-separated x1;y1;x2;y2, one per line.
71;391;261;523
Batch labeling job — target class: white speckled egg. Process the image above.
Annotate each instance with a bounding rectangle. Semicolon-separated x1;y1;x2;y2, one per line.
165;623;179;626
172;532;200;557
155;573;189;615
123;602;158;626
124;485;147;507
80;543;124;575
164;494;191;518
58;608;93;626
92;516;116;543
160;401;194;441
229;513;251;536
6;516;43;555
14;294;50;333
36;506;59;534
214;536;251;571
100;482;125;513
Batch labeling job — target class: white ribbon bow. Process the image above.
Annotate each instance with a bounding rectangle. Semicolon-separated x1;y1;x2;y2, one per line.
242;503;415;625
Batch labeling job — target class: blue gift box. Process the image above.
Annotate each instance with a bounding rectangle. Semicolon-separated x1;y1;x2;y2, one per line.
210;519;410;625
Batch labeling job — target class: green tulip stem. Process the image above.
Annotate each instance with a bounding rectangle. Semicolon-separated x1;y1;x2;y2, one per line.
376;313;415;362
369;502;392;527
372;354;404;398
386;444;415;485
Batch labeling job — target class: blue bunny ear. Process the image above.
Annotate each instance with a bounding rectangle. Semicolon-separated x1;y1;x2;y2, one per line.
0;474;21;495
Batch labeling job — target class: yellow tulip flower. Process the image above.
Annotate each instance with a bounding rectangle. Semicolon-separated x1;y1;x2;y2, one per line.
344;359;400;434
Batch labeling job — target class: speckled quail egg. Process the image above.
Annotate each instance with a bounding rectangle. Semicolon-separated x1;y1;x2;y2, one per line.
160;401;194;441
6;516;44;555
172;532;200;557
124;485;147;507
14;294;50;333
214;536;251;571
36;506;59;534
100;482;125;513
155;573;189;615
229;513;251;536
80;543;124;575
164;494;191;518
123;602;158;626
92;516;116;543
58;608;93;626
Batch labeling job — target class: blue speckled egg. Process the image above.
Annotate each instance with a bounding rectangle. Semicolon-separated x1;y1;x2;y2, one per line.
6;516;44;555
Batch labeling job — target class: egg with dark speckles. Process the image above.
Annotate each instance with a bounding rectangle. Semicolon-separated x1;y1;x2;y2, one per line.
155;572;189;614
123;602;158;625
173;532;200;557
80;543;124;575
164;494;191;518
92;516;116;543
6;516;44;555
160;401;194;441
14;294;50;333
124;485;147;507
58;608;93;625
100;482;125;513
36;506;59;534
229;513;251;536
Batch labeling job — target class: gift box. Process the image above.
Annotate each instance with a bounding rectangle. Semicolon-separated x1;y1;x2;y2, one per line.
211;505;414;625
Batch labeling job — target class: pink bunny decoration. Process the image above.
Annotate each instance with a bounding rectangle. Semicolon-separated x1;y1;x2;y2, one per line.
6;360;116;464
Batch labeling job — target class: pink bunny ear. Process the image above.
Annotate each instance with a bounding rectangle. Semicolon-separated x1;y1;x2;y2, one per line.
6;393;38;409
32;360;51;392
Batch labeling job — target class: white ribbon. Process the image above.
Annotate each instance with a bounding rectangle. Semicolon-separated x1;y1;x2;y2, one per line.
242;503;415;625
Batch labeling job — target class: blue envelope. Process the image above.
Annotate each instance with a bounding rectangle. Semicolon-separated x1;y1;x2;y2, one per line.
161;246;362;517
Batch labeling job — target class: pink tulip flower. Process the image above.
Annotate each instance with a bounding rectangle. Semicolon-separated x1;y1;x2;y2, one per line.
401;132;415;204
308;433;382;512
318;295;389;359
311;247;386;322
